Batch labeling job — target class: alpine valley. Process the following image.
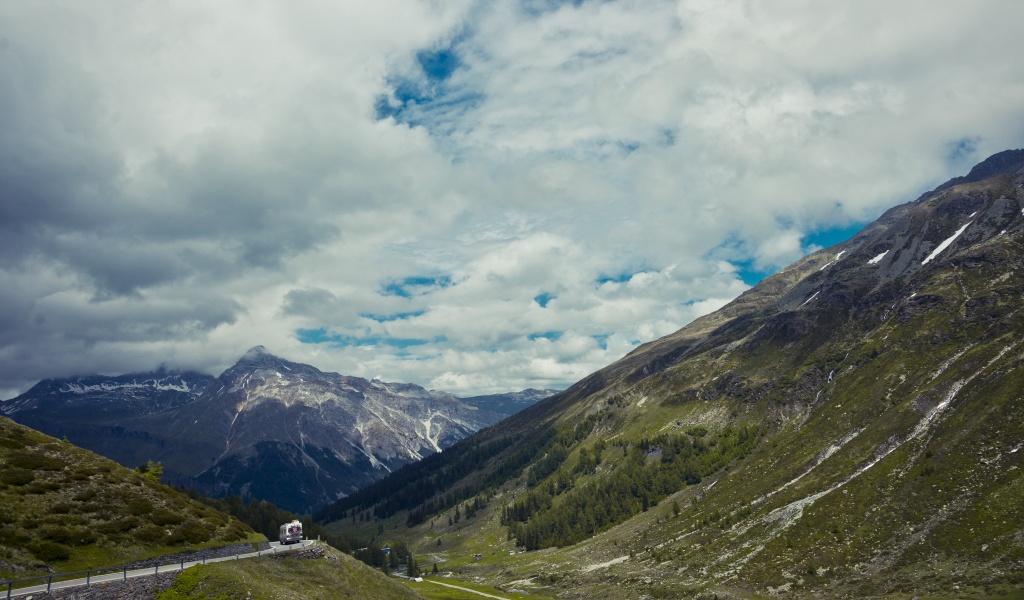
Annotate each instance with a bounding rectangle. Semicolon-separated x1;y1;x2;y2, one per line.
0;346;524;515
314;151;1024;598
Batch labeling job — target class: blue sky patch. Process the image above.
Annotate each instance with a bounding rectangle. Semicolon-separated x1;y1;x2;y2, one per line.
591;333;610;350
417;47;459;82
803;222;866;251
360;310;426;323
528;331;563;341
520;0;588;17
380;275;453;298
374;37;483;131
596;271;637;285
947;136;980;163
295;327;335;345
296;327;445;349
534;292;555;308
730;260;777;287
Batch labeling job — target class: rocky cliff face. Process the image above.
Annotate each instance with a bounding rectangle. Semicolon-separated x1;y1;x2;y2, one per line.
458;388;559;416
1;347;502;513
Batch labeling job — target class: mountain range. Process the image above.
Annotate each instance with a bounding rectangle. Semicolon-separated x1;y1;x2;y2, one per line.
0;346;522;514
315;150;1024;598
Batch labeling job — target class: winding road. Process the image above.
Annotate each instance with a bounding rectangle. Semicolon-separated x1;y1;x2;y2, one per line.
4;539;316;598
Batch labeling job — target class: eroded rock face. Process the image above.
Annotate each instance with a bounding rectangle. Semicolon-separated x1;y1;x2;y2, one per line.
36;572;178;599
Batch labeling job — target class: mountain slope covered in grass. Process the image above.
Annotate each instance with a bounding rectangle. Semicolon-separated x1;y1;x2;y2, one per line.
0;416;260;583
318;151;1024;598
155;544;424;600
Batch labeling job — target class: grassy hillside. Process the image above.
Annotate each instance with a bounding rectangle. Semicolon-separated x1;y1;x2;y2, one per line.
319;164;1024;598
155;544;425;600
0;416;261;581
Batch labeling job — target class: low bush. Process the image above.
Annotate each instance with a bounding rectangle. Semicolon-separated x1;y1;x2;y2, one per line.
26;481;61;494
0;469;35;486
28;540;70;562
128;498;154;515
151;508;185;526
7;450;64;471
72;489;97;502
96;517;140;535
176;520;213;544
135;524;169;544
0;528;31;546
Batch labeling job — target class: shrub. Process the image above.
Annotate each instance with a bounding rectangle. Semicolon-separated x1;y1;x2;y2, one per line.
28;540;70;562
219;521;250;542
40;526;74;544
73;489;97;502
41;525;96;547
0;469;35;486
151;508;184;526
0;436;25;449
129;498;154;516
0;528;31;546
7;451;64;471
176;520;213;544
96;517;140;535
135;525;169;544
26;481;61;494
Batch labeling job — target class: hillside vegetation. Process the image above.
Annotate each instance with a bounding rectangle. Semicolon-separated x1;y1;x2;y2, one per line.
0;416;260;582
155;544;424;600
319;153;1024;598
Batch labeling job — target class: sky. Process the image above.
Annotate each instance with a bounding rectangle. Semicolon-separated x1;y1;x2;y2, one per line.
1;0;1023;399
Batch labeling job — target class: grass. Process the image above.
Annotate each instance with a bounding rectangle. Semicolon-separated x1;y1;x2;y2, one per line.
405;576;552;600
0;417;261;582
155;544;423;599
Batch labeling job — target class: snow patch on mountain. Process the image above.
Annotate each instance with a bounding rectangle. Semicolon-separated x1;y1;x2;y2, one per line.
922;221;972;265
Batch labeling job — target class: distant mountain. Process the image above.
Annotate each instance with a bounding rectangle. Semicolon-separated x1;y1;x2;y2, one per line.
458;388;559;417
1;346;504;514
316;150;1024;598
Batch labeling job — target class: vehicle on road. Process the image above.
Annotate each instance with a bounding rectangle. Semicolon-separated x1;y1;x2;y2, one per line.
279;520;303;545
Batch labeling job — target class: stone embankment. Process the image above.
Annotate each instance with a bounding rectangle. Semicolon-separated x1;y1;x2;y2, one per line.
20;572;178;599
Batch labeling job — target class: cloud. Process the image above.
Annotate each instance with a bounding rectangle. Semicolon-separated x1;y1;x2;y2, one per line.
0;0;1022;398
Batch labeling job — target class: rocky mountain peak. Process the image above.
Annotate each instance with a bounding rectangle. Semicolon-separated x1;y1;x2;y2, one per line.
222;345;320;384
933;148;1024;193
235;345;278;367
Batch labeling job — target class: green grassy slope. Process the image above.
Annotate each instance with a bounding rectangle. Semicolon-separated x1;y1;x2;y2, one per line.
0;416;261;582
156;544;425;600
319;160;1024;598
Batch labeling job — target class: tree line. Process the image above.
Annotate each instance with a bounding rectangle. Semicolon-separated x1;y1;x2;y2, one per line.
503;425;764;549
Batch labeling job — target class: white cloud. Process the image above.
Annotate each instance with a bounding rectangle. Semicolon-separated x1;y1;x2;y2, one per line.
0;0;1022;398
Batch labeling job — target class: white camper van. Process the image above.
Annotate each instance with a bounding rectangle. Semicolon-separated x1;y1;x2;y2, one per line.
279;520;303;545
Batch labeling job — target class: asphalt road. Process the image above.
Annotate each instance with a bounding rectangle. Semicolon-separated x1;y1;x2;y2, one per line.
4;539;315;598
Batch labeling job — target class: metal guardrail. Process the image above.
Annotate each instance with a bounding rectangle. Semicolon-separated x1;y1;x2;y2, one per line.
2;539;314;599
